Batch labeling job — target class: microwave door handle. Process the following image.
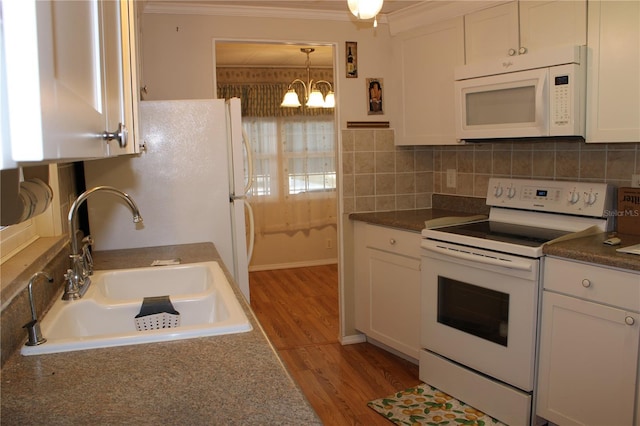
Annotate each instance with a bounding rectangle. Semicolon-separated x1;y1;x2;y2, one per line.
537;70;549;132
424;244;533;272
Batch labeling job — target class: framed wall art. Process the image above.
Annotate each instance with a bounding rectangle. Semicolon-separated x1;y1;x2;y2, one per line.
346;41;357;78
367;78;383;115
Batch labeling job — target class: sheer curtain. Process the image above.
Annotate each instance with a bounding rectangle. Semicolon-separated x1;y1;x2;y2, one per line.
243;114;336;235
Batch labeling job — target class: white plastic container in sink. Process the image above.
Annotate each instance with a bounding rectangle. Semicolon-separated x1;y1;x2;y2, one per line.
21;261;252;356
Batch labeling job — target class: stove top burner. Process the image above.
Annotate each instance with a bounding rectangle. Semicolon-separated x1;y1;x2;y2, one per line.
434;221;572;248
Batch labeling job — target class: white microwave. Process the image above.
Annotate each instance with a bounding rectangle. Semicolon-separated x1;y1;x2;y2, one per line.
454;45;586;141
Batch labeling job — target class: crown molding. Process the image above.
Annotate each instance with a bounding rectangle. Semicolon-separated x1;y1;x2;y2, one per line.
142;1;389;25
388;1;509;35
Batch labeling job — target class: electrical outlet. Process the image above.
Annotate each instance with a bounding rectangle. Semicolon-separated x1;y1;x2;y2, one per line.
446;169;457;188
326;239;332;249
632;174;640;188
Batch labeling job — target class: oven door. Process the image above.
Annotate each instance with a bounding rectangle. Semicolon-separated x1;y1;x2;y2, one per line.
421;239;540;391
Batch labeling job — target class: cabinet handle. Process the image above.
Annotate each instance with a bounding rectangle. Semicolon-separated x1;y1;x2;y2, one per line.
581;279;591;288
508;48;517;56
103;123;128;148
389;238;396;245
518;46;528;55
625;316;635;326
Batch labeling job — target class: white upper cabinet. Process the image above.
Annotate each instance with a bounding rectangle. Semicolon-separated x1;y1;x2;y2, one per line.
464;1;586;64
391;17;465;145
102;1;140;157
1;0;139;169
464;2;520;64
586;1;640;143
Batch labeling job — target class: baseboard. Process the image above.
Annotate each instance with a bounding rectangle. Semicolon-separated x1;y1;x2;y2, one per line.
249;258;337;272
367;337;419;365
340;333;367;345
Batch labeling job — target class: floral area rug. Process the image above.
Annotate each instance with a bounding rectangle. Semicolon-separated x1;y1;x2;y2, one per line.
367;383;508;426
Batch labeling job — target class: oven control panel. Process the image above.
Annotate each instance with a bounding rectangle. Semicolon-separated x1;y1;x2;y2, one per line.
487;178;614;217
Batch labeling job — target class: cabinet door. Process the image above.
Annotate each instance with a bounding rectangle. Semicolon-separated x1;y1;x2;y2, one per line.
103;0;140;156
464;1;519;63
4;1;107;162
519;1;586;55
392;17;464;145
464;1;586;63
367;249;421;359
3;0;138;165
537;291;639;426
586;0;640;143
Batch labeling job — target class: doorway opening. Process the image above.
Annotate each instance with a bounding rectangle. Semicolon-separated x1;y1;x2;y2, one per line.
214;41;338;273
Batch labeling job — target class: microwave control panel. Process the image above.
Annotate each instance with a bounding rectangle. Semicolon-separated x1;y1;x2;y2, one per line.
549;63;584;136
552;75;571;126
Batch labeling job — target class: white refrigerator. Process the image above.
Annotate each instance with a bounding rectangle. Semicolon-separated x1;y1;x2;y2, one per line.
84;99;254;300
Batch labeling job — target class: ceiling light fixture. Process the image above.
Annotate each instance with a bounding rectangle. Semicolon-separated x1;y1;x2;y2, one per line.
347;0;384;27
281;48;334;109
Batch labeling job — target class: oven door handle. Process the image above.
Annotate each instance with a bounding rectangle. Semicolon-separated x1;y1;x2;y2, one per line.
424;245;533;271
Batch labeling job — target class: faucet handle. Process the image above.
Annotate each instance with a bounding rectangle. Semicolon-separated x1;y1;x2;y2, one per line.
81;235;94;276
62;269;81;301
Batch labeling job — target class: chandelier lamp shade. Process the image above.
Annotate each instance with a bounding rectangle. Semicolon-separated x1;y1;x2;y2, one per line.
347;0;384;26
281;48;335;109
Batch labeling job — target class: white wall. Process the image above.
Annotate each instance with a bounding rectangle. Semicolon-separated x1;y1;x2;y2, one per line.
140;12;394;128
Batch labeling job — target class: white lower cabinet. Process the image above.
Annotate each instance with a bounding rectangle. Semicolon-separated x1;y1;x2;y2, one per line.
354;222;421;360
537;257;640;426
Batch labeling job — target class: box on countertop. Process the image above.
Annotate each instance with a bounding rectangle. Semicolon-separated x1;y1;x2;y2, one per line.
617;187;640;236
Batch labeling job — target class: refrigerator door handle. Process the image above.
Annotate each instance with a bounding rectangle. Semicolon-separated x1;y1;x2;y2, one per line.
245;200;255;263
242;129;254;195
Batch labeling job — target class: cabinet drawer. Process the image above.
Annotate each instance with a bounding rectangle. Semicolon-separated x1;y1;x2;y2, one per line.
544;257;640;312
365;224;420;259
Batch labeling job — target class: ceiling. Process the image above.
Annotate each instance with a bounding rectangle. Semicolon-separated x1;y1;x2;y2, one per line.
216;43;335;68
163;0;423;14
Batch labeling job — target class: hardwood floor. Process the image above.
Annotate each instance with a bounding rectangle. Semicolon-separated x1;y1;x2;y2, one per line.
250;264;420;425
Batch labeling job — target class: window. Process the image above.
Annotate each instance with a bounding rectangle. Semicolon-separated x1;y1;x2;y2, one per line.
244;115;335;198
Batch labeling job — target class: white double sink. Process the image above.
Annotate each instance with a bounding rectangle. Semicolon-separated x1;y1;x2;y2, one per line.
21;261;252;356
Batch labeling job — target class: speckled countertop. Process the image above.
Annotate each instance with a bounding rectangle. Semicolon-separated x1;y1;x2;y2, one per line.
0;243;321;425
544;232;640;272
349;208;487;232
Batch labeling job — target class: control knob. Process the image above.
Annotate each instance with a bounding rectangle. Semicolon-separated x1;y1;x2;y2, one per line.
494;184;504;198
506;186;517;199
567;189;580;204
585;191;598;206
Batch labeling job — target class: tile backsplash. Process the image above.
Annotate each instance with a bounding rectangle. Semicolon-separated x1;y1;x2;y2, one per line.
342;129;640;214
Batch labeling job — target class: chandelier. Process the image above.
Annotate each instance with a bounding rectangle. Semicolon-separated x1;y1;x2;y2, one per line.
281;48;335;109
347;0;384;27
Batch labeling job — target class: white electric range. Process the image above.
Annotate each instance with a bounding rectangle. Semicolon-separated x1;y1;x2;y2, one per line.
419;178;615;425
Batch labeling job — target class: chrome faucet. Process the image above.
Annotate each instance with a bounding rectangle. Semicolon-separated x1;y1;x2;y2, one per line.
65;186;143;300
23;271;53;346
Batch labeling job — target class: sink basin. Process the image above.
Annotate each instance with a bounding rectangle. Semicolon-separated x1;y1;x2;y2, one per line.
21;261;252;356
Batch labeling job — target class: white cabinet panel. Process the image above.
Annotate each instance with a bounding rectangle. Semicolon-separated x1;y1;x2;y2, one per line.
464;1;586;64
537;292;639;426
392;17;464;145
1;0;139;168
537;258;640;425
586;0;640;143
464;2;519;64
367;249;421;359
519;1;586;54
354;222;421;359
